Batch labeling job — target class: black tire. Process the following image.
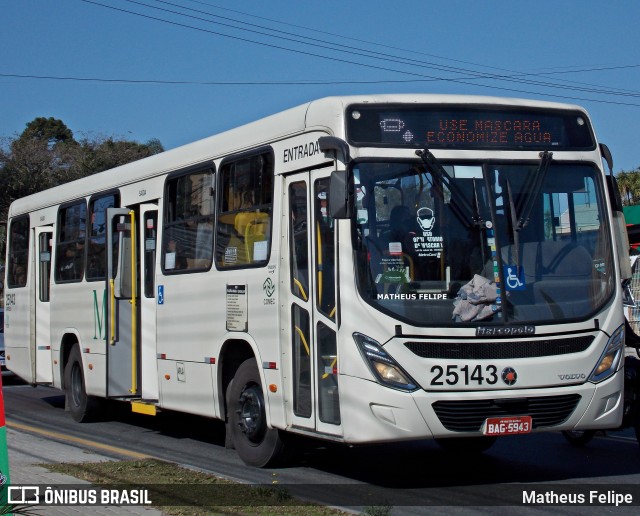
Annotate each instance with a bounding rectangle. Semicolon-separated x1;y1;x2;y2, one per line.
561;430;596;446
64;346;101;423
224;379;235;450
435;436;497;454
227;358;284;467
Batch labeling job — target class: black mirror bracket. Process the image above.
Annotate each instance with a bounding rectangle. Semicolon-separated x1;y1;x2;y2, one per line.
319;137;353;219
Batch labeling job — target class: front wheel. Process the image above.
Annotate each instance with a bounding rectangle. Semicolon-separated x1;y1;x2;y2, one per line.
227;358;285;467
561;430;596;446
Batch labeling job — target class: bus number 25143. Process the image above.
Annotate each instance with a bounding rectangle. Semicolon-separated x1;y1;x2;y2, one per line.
430;364;499;386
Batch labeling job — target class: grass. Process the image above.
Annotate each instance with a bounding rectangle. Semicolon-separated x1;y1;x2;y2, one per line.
44;458;353;515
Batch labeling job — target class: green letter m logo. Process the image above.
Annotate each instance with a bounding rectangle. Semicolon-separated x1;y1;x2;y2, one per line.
93;289;107;340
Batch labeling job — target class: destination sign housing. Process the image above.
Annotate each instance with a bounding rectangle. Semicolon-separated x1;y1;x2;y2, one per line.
347;105;595;150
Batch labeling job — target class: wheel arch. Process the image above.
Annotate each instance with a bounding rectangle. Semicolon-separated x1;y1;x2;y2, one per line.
59;330;81;390
218;337;261;422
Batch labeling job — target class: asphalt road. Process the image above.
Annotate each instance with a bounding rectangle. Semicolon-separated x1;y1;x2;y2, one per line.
3;374;640;513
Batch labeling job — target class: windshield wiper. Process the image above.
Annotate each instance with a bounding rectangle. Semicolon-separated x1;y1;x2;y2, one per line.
415;148;484;229
506;177;522;275
503;151;553;276
515;151;553;231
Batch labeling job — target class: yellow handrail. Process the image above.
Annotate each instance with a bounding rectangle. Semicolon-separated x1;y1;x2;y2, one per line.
129;211;137;394
109;279;115;345
294;326;310;356
316;221;323;307
293;278;308;301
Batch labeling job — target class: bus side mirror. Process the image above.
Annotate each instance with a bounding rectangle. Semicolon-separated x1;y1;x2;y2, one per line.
606;174;623;213
329;169;353;219
612;210;632;281
319;136;353;219
604;168;632;282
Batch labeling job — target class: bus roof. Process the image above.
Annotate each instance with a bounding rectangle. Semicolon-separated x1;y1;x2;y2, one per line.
7;94;588;217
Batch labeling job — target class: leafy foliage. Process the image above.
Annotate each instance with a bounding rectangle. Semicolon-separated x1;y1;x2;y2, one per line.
21;116;74;145
617;168;640;206
0;117;164;255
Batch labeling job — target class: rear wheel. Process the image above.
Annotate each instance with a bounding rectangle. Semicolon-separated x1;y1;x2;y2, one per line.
64;346;100;422
561;430;596;446
435;436;497;454
227;358;285;467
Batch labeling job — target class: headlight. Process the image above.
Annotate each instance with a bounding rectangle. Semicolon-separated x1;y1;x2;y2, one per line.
589;324;625;383
353;333;418;391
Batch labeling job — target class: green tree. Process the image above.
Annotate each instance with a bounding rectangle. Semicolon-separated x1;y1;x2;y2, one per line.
0;118;163;260
617;168;640;206
21;116;74;146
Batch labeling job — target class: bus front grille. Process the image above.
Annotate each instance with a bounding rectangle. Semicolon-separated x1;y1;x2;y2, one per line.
405;336;593;360
432;394;581;432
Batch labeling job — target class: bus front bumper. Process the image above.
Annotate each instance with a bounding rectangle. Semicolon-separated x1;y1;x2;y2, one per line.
339;368;623;443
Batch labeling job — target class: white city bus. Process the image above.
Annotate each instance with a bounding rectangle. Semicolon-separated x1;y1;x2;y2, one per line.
3;95;631;466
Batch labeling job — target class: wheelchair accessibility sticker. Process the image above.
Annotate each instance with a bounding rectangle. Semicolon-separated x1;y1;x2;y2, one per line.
503;265;526;291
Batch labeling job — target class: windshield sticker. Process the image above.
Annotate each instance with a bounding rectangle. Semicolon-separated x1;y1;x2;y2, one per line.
412;207;444;258
485;233;503;316
377;254;410;284
487;235;499;276
388;242;403;255
417;207;435;231
504;265;526;291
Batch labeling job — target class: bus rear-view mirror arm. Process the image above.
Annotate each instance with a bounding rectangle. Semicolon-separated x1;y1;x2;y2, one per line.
601;143;632;282
328;169;353;219
319;136;353;219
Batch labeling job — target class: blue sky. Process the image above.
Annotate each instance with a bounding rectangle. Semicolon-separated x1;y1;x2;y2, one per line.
2;0;640;172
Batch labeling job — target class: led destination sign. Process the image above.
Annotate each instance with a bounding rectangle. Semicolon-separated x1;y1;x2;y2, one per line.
347;105;595;150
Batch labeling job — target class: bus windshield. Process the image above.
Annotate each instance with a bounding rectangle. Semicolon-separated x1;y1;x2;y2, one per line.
353;160;615;327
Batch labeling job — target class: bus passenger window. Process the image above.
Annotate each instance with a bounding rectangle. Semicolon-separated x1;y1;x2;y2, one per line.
314;179;335;319
289;181;309;301
216;151;274;268
7;216;30;288
87;193;119;281
162;169;214;273
144;212;157;297
55;201;87;283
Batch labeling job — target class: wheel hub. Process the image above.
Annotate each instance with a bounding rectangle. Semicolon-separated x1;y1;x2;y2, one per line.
237;384;266;443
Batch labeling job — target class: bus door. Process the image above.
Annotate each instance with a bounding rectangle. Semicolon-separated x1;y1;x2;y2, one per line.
106;207;141;398
34;226;53;384
139;205;159;401
282;169;342;436
105;204;159;399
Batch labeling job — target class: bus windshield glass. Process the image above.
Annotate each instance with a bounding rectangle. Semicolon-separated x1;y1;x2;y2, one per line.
353;160;615;326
